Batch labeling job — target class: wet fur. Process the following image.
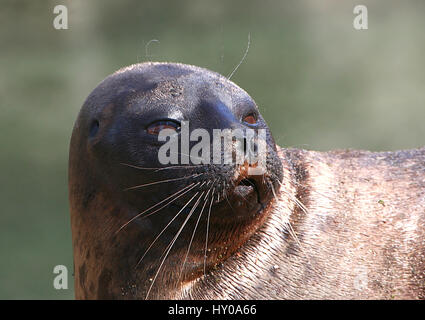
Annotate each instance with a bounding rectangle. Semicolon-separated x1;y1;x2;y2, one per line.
183;147;425;299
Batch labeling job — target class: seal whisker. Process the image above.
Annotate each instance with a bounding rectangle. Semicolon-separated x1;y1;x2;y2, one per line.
227;32;251;80
167;151;207;163
204;189;215;276
124;173;203;191
116;182;200;233
274;181;310;235
135;192;200;270
290;179;348;207
224;192;235;213
289;192;310;217
271;182;320;277
145;191;205;299
178;186;213;282
120;162;204;171
278;180;309;216
270;183;303;248
157;192;205;262
145;39;160;59
204;179;216;200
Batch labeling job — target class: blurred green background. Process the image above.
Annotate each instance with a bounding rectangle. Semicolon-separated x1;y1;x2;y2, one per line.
0;0;424;299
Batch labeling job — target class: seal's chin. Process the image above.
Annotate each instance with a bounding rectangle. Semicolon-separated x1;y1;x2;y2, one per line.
172;174;276;289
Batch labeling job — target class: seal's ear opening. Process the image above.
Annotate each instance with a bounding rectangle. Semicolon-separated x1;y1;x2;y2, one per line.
89;119;100;138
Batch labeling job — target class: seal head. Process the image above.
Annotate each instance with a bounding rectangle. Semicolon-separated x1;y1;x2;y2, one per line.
69;62;283;299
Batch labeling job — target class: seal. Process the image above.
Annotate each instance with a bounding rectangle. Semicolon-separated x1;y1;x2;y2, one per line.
69;62;425;299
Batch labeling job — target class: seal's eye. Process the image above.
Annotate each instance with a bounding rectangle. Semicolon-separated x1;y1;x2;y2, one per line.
243;113;257;125
146;120;180;135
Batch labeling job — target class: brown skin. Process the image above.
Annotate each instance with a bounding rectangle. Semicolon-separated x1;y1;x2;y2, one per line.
69;62;425;299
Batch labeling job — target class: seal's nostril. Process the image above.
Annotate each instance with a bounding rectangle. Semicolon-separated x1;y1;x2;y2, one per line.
243;138;248;154
239;137;255;155
251;140;258;154
89;119;99;137
244;138;258;159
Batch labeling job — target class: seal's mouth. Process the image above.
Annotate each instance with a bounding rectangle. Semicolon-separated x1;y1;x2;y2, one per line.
165;162;273;223
220;173;271;221
140;167;280;293
234;178;261;204
168;175;267;221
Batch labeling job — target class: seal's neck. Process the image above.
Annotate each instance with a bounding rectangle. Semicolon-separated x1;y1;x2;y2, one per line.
274;146;312;238
177;147;311;299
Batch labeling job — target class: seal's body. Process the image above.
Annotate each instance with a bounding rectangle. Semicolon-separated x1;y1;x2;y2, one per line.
69;62;425;299
185;147;425;299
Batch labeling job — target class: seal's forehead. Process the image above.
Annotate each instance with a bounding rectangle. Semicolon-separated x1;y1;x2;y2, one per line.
85;62;253;114
112;62;245;94
114;62;195;80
